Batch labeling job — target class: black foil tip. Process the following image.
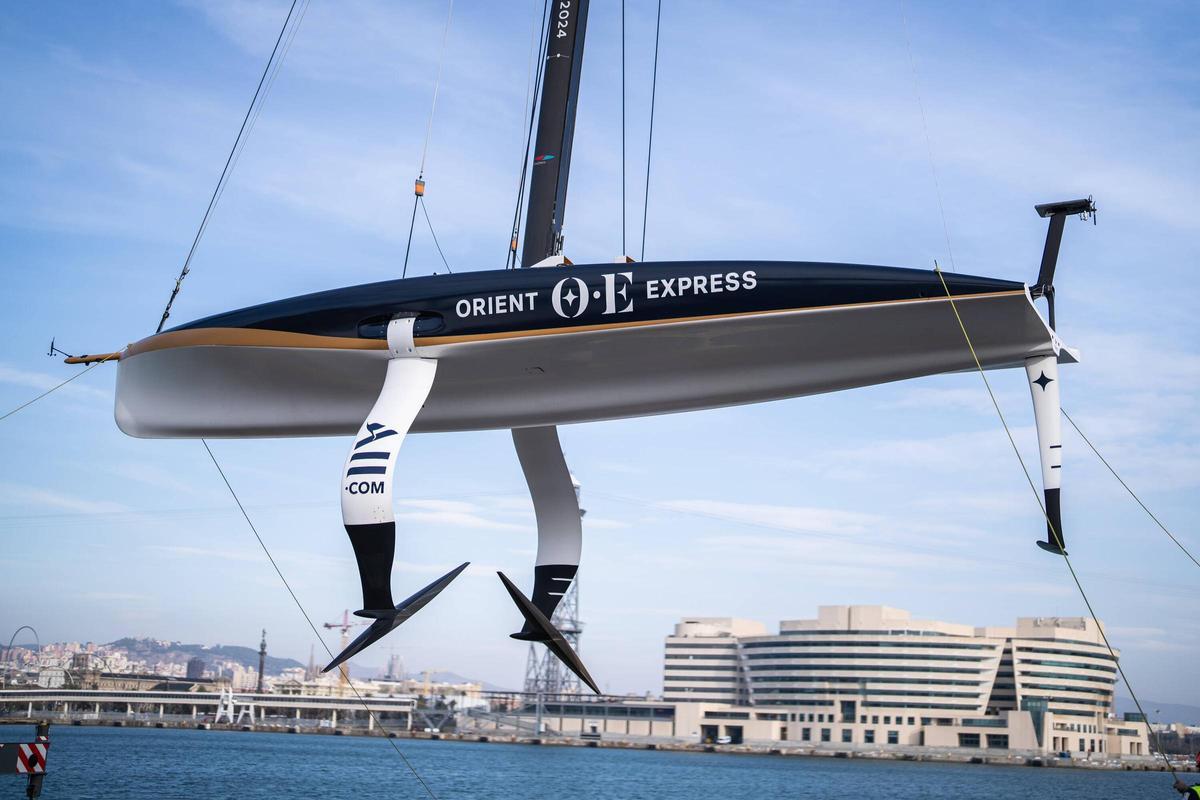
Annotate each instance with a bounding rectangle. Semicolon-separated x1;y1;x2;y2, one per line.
1037;488;1067;555
323;561;469;673
497;570;599;694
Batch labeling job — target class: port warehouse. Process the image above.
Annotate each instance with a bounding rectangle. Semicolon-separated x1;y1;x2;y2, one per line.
0;606;1153;757
0;687;680;738
0;688;416;730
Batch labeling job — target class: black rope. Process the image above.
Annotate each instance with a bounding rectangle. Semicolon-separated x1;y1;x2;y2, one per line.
420;197;453;274
401;193;421;278
155;0;301;333
640;0;662;262
933;266;1178;780
507;0;552;269
1063;408;1198;569
201;440;441;800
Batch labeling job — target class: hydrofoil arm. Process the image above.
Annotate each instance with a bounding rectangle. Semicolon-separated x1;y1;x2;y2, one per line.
325;317;467;672
503;425;597;693
1026;354;1065;554
511;426;582;631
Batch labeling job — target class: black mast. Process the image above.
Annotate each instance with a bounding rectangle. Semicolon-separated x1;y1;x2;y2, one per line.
520;0;590;268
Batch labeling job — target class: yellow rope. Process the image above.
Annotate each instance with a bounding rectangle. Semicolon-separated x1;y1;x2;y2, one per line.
933;264;1177;778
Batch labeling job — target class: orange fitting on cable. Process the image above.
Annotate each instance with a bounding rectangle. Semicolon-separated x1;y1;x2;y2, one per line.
414;178;426;197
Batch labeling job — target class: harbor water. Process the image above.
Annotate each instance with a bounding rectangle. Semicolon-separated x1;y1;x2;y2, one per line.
19;726;1172;799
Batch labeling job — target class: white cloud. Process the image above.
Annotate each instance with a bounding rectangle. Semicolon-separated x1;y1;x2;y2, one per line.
0;363;111;403
149;544;263;563
881;385;1020;416
0;484;126;515
657;499;878;537
394;498;527;532
108;462;215;497
582;516;630;530
79;591;150;602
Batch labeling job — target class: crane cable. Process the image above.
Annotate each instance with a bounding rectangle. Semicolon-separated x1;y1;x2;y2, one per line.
639;0;662;262
201;441;441;800
402;0;456;279
933;265;1178;780
1062;408;1198;570
154;0;306;333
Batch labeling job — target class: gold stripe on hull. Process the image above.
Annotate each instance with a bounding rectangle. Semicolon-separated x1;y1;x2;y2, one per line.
120;289;1028;358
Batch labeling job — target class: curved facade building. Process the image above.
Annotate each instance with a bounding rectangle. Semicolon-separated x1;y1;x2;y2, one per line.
664;606;1148;756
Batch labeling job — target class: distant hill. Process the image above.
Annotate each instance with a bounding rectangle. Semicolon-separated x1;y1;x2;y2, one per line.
343;662;513;692
107;638;304;676
1115;697;1200;726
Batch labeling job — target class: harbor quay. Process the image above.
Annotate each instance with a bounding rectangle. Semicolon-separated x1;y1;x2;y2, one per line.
0;687;415;732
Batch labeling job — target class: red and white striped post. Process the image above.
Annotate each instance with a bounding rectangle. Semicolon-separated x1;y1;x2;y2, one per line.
0;720;50;798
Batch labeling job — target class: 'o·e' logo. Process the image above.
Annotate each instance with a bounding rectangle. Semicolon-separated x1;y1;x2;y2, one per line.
551;277;589;318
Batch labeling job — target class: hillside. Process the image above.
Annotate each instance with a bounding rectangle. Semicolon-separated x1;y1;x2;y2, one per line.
107;637;304;676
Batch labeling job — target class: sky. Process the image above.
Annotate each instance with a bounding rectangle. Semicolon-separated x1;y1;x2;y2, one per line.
1;1;1197;703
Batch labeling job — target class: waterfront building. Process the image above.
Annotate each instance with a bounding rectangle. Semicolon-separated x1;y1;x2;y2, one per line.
664;606;1149;756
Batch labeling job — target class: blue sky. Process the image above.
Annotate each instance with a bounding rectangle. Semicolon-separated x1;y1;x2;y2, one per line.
1;1;1197;701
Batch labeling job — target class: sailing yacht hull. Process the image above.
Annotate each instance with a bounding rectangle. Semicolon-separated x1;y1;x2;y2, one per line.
113;261;1067;437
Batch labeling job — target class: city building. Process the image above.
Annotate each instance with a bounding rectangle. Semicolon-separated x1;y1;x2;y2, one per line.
186;657;207;680
664;606;1149;756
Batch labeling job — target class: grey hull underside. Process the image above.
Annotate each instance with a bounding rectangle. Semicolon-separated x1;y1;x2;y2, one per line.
115;290;1068;438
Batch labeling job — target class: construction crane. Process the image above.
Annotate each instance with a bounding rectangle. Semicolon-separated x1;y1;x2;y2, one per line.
322;610;367;693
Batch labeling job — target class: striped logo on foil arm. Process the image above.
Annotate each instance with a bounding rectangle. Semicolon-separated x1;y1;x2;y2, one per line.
347;422;396;478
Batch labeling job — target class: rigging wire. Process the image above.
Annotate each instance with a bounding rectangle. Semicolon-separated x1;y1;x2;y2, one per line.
1063;408;1199;570
621;0;627;256
201;440;441;800
154;0;304;334
639;0;663;262
899;0;957;272
210;0;312;221
403;0;456;279
506;0;552;269
932;264;1178;780
506;0;543;269
0;352;119;423
420;197;454;273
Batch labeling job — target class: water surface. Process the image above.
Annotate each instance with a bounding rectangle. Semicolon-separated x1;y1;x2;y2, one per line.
19;726;1169;799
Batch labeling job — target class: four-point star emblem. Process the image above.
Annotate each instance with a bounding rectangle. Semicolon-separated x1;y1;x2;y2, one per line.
563;288;578;305
1032;371;1054;391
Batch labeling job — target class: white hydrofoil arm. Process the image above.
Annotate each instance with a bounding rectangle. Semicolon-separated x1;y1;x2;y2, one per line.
510;425;582;637
1025;353;1065;554
325;316;468;673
